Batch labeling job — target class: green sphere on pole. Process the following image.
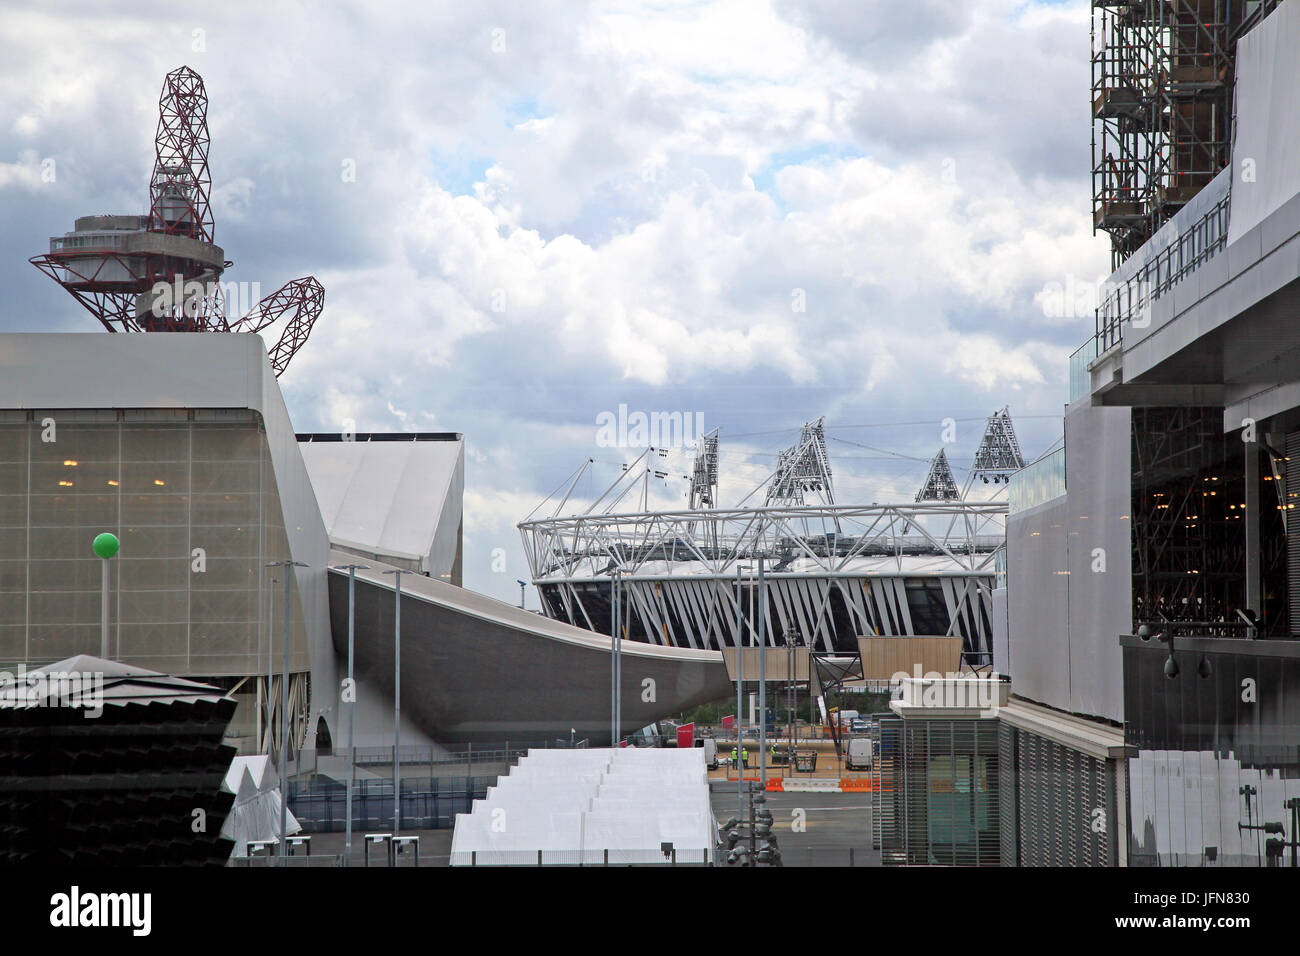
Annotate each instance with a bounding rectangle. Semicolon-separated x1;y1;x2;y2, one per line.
92;532;120;560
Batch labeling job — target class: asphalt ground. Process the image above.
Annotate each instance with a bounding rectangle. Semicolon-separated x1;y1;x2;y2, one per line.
711;787;880;867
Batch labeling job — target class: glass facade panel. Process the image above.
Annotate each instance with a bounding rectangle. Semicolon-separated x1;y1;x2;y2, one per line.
0;412;307;679
1007;448;1066;515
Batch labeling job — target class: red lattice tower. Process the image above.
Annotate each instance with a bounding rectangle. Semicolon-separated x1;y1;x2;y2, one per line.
30;66;324;375
149;66;215;244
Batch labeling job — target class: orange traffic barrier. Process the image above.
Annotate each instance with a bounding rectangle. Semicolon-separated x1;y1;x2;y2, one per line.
765;778;784;792
839;778;877;792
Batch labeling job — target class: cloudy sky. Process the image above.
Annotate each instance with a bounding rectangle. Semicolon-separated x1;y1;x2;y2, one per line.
0;0;1109;603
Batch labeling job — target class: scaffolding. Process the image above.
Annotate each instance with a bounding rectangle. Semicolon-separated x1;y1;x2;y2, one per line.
1091;1;1282;268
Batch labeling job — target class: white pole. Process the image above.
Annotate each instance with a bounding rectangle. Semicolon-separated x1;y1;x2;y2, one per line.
758;555;767;790
279;570;291;864
394;572;402;837
100;558;110;658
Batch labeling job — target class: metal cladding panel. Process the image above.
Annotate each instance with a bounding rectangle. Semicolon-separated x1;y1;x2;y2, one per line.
1006;497;1071;708
1006;401;1129;721
326;552;728;745
1063;401;1130;722
998;722;1018;866
1227;0;1300;245
876;717;904;864
991;586;1009;676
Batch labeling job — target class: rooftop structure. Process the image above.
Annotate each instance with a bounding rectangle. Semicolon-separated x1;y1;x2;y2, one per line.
28;66;325;375
916;449;960;501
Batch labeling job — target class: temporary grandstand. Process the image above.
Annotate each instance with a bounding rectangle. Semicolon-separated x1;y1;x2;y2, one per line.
449;747;717;865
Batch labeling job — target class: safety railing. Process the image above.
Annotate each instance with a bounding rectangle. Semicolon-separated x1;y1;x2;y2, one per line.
1095;181;1231;352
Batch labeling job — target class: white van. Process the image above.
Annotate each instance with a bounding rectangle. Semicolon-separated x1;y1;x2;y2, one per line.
845;737;873;770
696;737;718;769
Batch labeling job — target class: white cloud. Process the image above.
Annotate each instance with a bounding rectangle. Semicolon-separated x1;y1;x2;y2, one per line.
2;0;1108;603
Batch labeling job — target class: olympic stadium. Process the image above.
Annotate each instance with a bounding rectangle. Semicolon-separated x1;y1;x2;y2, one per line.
519;412;1026;679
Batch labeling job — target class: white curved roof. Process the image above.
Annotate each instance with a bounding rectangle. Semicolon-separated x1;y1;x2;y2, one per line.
300;435;463;572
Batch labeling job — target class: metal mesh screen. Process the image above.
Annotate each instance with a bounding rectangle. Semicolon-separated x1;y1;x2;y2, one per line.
878;718;1000;866
1012;726;1117;867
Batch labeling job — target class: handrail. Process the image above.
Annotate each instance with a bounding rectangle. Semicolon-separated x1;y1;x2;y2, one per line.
1095;188;1230;352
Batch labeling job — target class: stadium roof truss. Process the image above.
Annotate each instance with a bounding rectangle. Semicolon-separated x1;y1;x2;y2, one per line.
519;501;1006;652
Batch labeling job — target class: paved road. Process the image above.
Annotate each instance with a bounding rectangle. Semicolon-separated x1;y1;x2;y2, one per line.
259;787;878;868
711;788;880;867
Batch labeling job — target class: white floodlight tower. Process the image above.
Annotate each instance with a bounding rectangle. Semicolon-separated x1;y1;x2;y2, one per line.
962;407;1025;496
764;418;835;508
688;428;721;510
916;448;961;502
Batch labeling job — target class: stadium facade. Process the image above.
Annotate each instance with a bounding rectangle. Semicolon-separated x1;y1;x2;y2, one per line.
520;415;1020;681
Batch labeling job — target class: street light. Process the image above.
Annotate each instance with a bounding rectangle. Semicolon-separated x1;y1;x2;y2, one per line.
266;577;275;754
517;579;527;609
267;559;307;865
92;532;119;658
610;567;622;745
735;563;751;832
334;563;369;866
382;568;406;838
757;554;767;791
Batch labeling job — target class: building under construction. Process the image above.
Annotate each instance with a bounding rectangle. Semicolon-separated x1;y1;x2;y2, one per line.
924;0;1300;868
1091;0;1282;267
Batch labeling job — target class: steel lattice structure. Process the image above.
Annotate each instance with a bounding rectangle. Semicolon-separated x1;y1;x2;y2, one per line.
688;428;720;510
29;66;324;375
1091;0;1282;267
519;500;1006;654
916;448;961;501
149;66;215;244
964;406;1026;491
764;418;834;507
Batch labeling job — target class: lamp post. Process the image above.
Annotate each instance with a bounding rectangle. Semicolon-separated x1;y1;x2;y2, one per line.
758;554;767;791
382;569;405;838
266;578;275;754
517;579;526;609
267;559;307;865
610;568;621;745
735;563;751;829
335;563;369;866
92;533;119;658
